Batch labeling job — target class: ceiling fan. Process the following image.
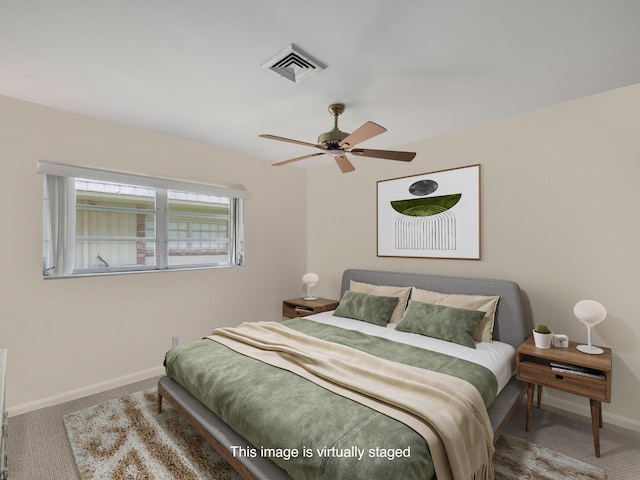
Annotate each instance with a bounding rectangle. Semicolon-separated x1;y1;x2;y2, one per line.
259;103;416;173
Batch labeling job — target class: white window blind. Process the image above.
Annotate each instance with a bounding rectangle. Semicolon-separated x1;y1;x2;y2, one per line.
37;161;250;199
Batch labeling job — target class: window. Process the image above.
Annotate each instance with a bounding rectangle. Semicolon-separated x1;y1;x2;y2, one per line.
39;161;248;277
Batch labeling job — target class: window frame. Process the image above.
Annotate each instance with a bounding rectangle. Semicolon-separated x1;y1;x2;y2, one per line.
39;161;249;278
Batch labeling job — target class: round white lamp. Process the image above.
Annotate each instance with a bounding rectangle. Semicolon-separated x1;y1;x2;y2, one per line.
573;300;606;355
302;273;319;301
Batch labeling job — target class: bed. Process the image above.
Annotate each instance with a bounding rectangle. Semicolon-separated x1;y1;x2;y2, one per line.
158;269;527;480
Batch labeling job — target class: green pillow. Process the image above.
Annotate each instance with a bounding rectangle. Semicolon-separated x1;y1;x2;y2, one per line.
396;300;485;349
333;291;399;326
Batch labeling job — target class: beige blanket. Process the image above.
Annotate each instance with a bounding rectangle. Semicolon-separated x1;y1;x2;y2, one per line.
208;321;494;480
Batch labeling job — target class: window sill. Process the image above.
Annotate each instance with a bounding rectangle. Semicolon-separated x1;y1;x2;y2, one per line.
42;263;240;279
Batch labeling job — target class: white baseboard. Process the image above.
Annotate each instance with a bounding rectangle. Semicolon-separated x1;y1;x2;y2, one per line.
7;365;165;417
543;393;640;433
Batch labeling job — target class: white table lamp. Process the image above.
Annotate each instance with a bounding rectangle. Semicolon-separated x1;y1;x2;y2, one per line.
573;300;606;355
302;273;319;300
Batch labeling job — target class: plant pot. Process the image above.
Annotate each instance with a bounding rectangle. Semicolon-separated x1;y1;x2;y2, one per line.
533;329;553;349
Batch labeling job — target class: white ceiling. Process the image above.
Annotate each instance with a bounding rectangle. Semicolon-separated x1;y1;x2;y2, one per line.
2;1;639;169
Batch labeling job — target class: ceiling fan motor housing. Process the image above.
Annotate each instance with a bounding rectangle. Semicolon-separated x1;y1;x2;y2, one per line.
317;129;349;147
318;103;349;147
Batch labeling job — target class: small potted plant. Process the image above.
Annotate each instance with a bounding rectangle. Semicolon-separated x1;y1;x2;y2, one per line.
533;323;553;349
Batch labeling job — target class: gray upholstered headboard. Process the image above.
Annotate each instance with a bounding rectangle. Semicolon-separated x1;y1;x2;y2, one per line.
340;269;526;349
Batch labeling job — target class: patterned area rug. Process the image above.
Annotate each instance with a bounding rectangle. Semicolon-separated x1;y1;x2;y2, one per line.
494;434;606;480
64;388;607;480
64;389;240;480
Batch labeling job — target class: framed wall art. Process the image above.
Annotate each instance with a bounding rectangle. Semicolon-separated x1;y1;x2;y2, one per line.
377;164;480;259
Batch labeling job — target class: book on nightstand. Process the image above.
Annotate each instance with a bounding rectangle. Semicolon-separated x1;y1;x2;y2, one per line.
550;361;605;379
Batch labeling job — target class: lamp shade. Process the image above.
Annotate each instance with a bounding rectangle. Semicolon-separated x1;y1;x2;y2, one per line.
573;299;606;354
302;273;319;287
573;300;607;326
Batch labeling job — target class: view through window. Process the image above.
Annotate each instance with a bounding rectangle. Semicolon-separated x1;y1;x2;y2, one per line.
41;164;246;277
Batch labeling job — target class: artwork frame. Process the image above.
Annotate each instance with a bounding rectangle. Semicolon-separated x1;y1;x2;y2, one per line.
377;164;480;260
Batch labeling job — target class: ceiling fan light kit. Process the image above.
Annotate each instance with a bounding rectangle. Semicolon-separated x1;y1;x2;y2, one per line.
260;103;416;173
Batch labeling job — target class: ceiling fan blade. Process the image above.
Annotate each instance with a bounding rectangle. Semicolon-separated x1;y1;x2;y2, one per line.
334;155;356;173
259;134;324;149
272;152;325;167
350;148;416;162
339;121;387;148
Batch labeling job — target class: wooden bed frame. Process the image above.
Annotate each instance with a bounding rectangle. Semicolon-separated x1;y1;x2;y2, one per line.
158;269;528;480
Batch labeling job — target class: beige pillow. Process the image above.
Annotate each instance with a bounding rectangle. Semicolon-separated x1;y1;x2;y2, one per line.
349;280;411;324
410;287;500;342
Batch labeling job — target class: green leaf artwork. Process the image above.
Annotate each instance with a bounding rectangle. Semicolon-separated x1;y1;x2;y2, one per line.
391;193;462;217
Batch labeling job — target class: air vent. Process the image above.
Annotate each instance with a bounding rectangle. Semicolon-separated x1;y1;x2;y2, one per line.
262;44;326;83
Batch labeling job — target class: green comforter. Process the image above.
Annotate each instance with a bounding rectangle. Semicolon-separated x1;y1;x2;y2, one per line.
164;318;497;480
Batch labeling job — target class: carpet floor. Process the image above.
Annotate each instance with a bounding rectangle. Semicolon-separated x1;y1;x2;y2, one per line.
62;387;607;480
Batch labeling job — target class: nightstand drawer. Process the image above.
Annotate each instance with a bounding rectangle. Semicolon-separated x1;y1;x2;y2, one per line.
518;362;608;401
282;304;314;318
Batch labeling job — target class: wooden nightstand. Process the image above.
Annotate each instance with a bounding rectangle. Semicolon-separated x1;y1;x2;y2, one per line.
282;297;339;319
516;337;612;457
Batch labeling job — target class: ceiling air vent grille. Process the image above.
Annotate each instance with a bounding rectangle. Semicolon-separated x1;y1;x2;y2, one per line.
262;44;326;83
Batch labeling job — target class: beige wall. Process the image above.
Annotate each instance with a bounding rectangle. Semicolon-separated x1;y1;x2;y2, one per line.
308;84;640;430
0;95;308;413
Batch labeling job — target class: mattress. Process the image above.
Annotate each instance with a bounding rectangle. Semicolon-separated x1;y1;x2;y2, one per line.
305;310;517;393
